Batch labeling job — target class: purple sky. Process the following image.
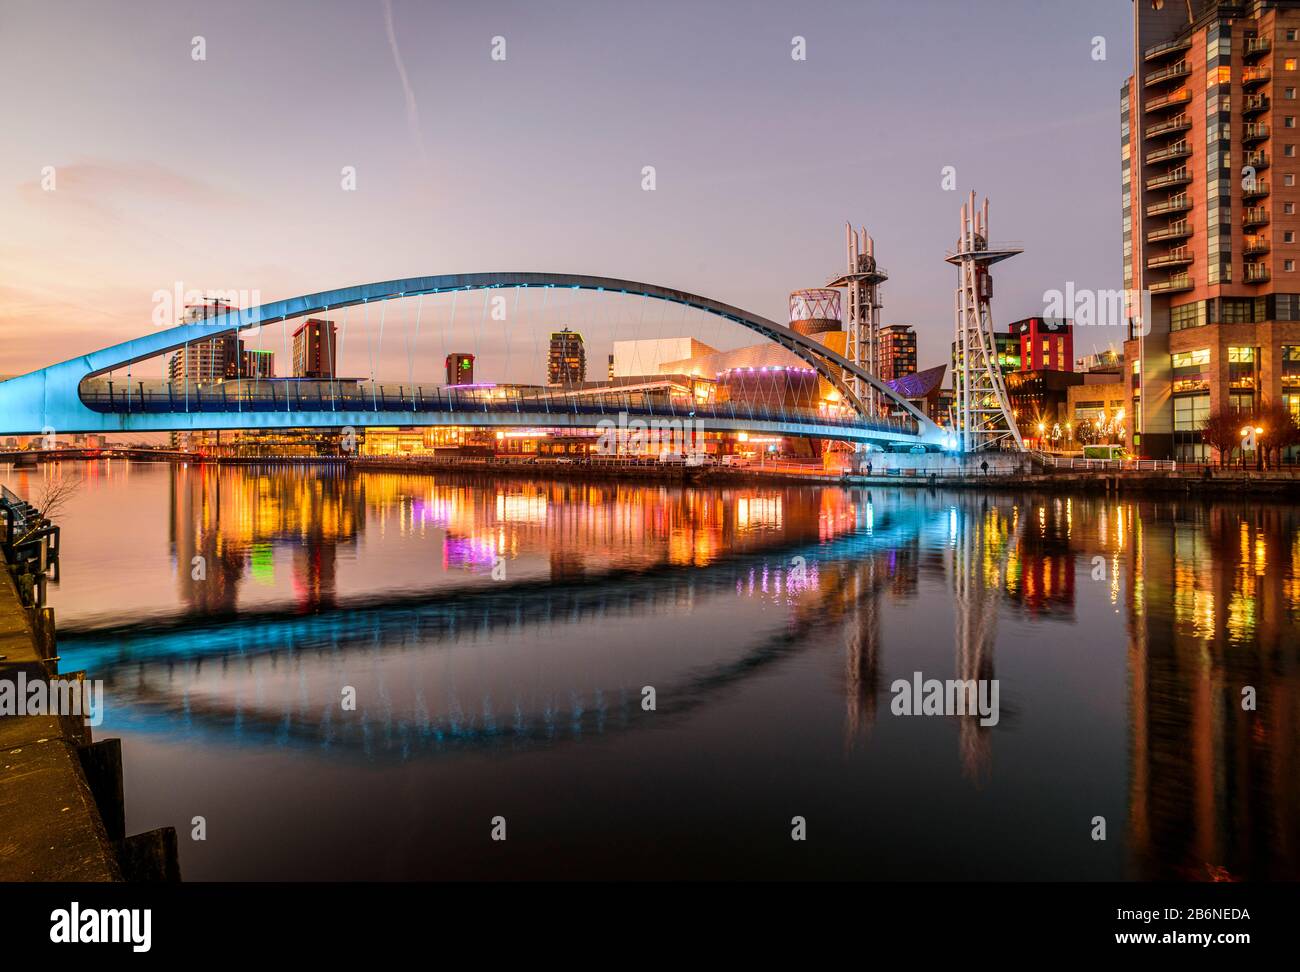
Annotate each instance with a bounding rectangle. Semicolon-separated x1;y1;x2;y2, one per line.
0;0;1134;382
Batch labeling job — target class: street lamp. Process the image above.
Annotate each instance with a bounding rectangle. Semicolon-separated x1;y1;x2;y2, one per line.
1240;425;1265;470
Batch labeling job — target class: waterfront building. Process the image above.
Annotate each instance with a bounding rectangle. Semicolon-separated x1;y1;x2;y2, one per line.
610;337;716;378
788;288;842;337
876;323;918;381
292;318;337;379
951;331;1021;379
242;348;275;378
885;364;947;421
548;328;587;385
1125;0;1300;459
1013;317;1074;373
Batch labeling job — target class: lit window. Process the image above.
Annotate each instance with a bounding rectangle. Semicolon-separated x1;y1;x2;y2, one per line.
1172;349;1210;368
1289;58;1299;70
1229;347;1256;362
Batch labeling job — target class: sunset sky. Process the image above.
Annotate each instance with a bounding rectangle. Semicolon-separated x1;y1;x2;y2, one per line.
1;0;1133;383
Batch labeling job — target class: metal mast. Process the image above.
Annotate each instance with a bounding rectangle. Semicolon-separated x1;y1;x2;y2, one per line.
828;224;887;417
945;192;1024;453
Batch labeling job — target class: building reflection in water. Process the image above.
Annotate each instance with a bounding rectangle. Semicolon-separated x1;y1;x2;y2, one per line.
50;464;1300;880
1123;500;1300;881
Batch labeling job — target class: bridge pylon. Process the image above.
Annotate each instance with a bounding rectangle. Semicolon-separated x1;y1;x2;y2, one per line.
827;225;887;422
945;192;1025;453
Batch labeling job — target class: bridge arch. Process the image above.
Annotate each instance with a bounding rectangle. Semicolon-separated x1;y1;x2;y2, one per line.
0;273;946;446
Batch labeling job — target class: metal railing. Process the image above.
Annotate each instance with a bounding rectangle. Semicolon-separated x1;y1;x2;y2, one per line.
0;485;60;571
1031;453;1177;473
77;378;924;439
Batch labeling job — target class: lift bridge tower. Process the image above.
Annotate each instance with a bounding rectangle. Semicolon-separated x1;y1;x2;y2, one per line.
946;192;1025;453
827;224;887;417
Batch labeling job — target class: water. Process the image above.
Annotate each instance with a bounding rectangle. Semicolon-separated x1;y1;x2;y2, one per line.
8;460;1298;880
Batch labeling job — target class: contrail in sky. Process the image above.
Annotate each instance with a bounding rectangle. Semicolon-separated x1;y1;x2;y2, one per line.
381;0;427;164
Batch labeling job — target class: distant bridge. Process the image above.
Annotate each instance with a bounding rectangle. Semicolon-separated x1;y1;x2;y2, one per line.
0;274;950;450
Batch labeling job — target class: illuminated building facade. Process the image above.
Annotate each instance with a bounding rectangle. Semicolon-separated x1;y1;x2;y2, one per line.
242;348;275;378
876;323;918;381
548;328;586;386
292;318;337;379
1013;317;1074;373
1124;0;1300;459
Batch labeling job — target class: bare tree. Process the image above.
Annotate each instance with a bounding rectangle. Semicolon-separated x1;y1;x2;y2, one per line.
1200;410;1243;468
14;475;79;544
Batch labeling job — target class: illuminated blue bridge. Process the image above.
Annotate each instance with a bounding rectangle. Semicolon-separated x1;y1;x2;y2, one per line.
0;273;949;449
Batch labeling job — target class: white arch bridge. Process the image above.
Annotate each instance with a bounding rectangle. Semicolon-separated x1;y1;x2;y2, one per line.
0;273;949;450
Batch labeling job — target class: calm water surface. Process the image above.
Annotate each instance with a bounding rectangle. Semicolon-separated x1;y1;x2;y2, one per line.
6;460;1298;880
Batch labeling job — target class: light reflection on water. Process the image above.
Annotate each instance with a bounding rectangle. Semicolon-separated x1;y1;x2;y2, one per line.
7;461;1297;881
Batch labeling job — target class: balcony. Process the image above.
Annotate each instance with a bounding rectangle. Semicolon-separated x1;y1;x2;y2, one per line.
1244;37;1272;60
1147;141;1191;165
1147;219;1191;243
1145;88;1192;113
1242;180;1271;200
1144;36;1192;62
1245;150;1270;170
1145;114;1191;140
1146;167;1191;191
1243;66;1271;88
1147;194;1191;218
1243;94;1271;116
1145;61;1190;87
1243;122;1271;144
1243;235;1271;256
1147;247;1194;270
1243;206;1270;228
1150;272;1193;293
1245;262;1271;283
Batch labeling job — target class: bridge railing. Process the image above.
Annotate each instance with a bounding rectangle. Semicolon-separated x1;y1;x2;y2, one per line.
78;378;922;438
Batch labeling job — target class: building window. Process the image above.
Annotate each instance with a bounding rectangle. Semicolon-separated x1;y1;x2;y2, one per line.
1288;260;1297;271
1288;202;1297;214
1229;391;1255;412
1289;174;1298;186
1289;87;1299;98
1289;28;1300;41
1288;144;1298;157
1287;116;1298;128
1171;301;1205;331
1173;348;1210;367
1290;58;1299;70
1287;231;1296;243
1283;346;1300;389
1173;393;1210;430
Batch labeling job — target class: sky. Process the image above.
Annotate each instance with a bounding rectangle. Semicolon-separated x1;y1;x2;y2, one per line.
0;0;1135;384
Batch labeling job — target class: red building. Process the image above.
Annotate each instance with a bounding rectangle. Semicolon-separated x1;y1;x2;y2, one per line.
1013;317;1073;373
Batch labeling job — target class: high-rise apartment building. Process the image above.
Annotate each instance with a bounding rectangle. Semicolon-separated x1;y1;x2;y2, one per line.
292;318;337;379
1125;0;1300;460
548;328;586;385
876;323;918;381
167;301;240;384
